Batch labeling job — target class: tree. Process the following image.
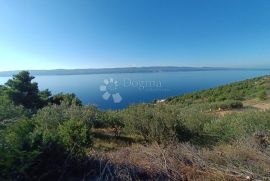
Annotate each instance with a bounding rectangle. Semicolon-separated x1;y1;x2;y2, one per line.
49;93;82;106
4;71;51;110
39;89;52;107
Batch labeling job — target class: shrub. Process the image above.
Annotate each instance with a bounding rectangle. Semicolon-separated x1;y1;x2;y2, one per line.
0;103;98;179
49;93;82;106
257;90;267;101
0;96;28;128
120;104;178;143
0;119;40;179
58;120;93;158
203;110;270;143
174;122;194;142
210;100;243;110
104;111;125;137
203;117;243;143
34;103;98;130
174;106;215;145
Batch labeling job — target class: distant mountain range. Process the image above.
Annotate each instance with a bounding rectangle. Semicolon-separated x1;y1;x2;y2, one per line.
0;66;269;77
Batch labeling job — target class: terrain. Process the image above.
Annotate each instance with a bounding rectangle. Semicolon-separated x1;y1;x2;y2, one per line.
0;71;270;180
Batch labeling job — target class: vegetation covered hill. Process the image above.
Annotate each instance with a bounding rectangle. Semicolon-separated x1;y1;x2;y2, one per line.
167;76;269;104
0;71;270;180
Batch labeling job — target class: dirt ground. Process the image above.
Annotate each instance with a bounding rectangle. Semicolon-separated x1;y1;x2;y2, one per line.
215;99;270;116
244;99;270;110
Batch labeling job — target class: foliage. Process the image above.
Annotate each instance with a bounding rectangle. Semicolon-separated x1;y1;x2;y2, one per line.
58;120;93;157
0;96;28;128
203;110;270;143
34;103;98;129
258;90;267;101
0;119;40;179
120;104;175;143
38;89;52;106
102;111;125;136
49;92;82;106
0;105;95;179
209;100;243;110
4;71;51;110
167;76;266;105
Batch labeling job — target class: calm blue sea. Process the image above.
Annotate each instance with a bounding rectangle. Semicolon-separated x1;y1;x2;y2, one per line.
0;70;269;110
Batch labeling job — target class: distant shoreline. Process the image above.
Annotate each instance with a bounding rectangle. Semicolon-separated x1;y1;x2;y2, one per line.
0;66;269;77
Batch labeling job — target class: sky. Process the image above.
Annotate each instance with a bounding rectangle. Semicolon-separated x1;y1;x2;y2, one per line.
0;0;270;71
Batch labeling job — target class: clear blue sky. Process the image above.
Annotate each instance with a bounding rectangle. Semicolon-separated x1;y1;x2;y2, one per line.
0;0;270;71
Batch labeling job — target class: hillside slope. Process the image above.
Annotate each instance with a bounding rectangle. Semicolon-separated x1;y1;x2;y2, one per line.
166;75;270;111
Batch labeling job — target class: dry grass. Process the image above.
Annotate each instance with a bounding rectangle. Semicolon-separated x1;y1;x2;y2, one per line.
214;108;246;117
214;100;270;117
249;102;270;110
88;139;270;181
202;138;270;180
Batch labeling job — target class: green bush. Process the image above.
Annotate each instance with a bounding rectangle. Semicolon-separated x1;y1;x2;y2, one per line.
34;103;98;130
203;110;270;143
210;100;243;110
120;104;178;143
0;96;28;128
257;90;267;100
203;117;243;143
58;120;93;158
119;103;217;144
0;119;40;179
49;93;82;106
103;111;125;137
0;103;97;179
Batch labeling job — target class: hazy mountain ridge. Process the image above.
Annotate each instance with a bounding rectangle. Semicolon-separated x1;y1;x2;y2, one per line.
0;66;251;77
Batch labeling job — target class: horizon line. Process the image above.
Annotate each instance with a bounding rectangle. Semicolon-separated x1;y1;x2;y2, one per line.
1;65;270;73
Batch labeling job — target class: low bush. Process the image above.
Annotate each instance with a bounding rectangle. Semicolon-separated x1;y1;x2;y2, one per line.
0;104;96;179
209;100;243;110
49;93;82;106
58;119;93;158
33;103;98;130
120;104;178;143
258;90;267;100
0;96;29;129
203;110;270;143
103;111;125;137
0;119;40;179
